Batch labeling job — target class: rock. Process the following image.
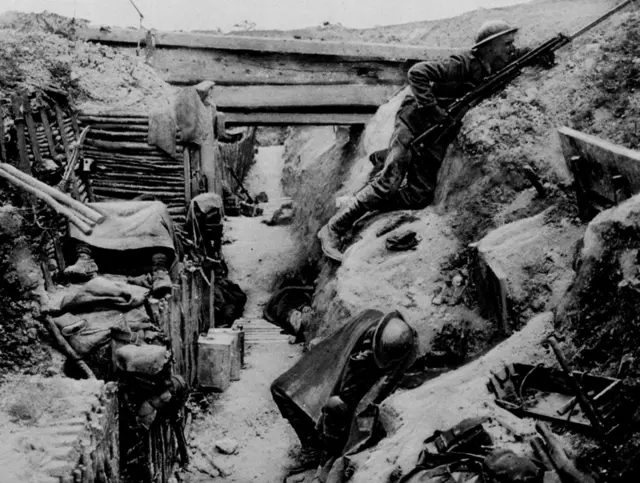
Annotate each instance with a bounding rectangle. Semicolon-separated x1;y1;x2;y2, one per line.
45;366;59;377
215;438;238;455
0;205;23;236
452;274;464;287
584;57;597;70
432;296;443;306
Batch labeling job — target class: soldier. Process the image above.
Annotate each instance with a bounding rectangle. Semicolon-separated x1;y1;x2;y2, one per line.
318;20;554;262
271;309;418;475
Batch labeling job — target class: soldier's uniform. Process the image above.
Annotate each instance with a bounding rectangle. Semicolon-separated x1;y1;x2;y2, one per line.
318;20;553;263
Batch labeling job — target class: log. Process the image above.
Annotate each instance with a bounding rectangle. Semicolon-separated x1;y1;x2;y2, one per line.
85;138;182;154
78;110;148;119
83;149;183;164
77;123;149;132
0;163;104;225
0;168;93;235
89;130;151;141
10;93;31;174
79;115;148;125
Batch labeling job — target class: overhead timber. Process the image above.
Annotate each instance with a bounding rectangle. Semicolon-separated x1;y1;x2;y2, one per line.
76;27;459;124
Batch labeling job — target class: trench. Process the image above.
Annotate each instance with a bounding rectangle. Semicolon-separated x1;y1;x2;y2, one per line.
186;145;305;482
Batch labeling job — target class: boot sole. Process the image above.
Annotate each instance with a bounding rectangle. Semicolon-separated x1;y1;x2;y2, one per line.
318;226;343;263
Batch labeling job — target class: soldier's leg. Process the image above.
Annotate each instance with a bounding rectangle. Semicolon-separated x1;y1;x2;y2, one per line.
151;249;174;297
64;241;98;282
318;129;413;262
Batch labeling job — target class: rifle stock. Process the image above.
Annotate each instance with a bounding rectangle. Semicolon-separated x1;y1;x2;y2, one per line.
410;0;635;158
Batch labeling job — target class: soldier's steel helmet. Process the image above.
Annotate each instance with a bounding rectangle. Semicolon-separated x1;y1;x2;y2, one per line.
472;20;518;50
372;311;415;369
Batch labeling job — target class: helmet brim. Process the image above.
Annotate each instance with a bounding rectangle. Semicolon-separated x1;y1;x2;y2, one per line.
471;27;519;51
372;310;408;369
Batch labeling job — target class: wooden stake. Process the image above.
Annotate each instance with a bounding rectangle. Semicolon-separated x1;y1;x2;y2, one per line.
54;104;72;163
37;94;58;159
0;104;6;163
22;95;43;169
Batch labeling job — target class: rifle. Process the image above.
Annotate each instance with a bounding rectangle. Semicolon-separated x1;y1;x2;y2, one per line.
411;0;636;159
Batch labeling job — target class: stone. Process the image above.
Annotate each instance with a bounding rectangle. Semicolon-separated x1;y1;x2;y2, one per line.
215;438;239;455
0;205;23;236
452;274;464;287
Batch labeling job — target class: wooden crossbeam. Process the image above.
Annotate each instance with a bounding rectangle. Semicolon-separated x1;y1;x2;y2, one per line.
212;84;400;110
76;27;458;61
224;112;373;125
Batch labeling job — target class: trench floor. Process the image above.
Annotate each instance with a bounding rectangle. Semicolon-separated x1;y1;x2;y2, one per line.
185;146;305;482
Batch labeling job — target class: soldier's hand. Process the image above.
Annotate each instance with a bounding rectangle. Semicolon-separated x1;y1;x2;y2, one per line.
425;105;451;124
538;51;555;69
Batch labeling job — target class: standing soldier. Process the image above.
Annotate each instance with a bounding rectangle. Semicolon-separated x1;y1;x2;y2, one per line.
318;20;554;262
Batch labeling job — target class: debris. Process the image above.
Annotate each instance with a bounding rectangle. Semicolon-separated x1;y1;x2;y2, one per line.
375;212;419;237
386;229;420;251
215;438;239;455
535;422;597;483
487;361;626;434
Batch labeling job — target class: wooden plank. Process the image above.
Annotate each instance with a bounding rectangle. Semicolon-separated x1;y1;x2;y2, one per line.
213;84;398;110
54;104;72;164
224;112;372;126
10;93;31;173
558;126;640;221
22;96;43;168
149;47;410;86
76;26;457;61
38;99;58;159
0;104;6;162
183;149;191;209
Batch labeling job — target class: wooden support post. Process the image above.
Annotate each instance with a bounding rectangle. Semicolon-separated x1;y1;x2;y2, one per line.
10;93;31;174
209;268;215;329
54;104;72;163
50;229;66;272
0;104;6;163
37;94;58;159
183;148;192;208
22;95;43;169
41;261;53;291
70;111;80;136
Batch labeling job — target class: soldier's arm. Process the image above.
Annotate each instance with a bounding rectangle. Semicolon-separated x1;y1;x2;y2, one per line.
407;56;471;107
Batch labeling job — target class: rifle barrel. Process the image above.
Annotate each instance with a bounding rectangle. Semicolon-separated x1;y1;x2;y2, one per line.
569;0;636;40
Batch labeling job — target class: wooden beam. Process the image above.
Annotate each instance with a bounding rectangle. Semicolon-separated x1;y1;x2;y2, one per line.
224;112;372;126
144;47;410;86
212;84;399;110
76;27;459;61
558;126;640;221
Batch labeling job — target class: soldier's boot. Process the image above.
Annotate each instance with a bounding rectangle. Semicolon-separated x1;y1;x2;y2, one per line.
317;196;368;263
151;252;173;297
286;444;321;475
64;242;98;282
